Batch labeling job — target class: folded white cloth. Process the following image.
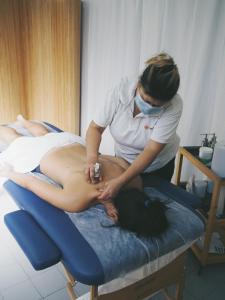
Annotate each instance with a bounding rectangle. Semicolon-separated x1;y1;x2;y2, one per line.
0;132;85;173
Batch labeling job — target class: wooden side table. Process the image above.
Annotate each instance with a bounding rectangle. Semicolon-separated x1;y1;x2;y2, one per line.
175;146;225;266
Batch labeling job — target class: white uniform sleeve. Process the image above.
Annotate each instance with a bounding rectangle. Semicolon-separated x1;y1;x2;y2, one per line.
151;95;183;144
93;86;120;128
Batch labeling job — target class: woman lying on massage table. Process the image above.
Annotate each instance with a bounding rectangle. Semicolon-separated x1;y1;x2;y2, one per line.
0;115;168;237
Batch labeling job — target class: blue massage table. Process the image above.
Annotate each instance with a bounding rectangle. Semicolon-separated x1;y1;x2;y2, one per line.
3;122;205;300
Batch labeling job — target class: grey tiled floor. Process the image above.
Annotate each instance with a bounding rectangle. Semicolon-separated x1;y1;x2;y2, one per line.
1;189;225;300
153;251;225;300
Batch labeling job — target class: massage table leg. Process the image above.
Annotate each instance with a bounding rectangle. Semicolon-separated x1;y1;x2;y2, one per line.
60;252;186;300
163;274;185;300
175;267;185;300
62;263;99;300
61;262;78;299
91;286;98;300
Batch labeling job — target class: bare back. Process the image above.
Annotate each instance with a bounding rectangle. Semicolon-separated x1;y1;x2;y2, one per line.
0;119;142;214
39;143;142;211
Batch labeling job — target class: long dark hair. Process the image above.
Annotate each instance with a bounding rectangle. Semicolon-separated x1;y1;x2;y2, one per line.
113;188;169;237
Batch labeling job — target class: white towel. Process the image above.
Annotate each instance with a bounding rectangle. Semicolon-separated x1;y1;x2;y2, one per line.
0;132;85;173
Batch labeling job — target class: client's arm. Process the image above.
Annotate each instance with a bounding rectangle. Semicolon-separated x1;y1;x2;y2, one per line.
0;164;82;212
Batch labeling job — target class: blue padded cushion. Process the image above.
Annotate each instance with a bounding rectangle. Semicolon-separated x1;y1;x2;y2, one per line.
43;122;63;133
4;181;105;285
3;122;203;284
4;210;62;270
142;175;202;211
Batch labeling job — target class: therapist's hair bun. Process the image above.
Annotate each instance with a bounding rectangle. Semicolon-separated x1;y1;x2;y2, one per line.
140;52;180;101
113;188;169;237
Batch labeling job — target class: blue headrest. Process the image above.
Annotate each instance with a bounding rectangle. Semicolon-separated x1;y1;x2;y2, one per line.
4;181;105;285
142;175;202;211
4;210;62;270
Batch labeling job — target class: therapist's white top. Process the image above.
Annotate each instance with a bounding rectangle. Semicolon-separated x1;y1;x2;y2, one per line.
93;77;183;173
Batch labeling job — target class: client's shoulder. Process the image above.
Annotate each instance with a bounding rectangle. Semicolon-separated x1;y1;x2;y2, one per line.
63;172;100;204
99;155;130;170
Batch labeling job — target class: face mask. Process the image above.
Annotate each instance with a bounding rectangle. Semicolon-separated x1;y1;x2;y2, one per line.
134;94;163;115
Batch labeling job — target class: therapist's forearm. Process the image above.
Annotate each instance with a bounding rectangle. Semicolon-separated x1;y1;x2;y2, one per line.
118;142;165;186
85;123;102;162
86;122;102;162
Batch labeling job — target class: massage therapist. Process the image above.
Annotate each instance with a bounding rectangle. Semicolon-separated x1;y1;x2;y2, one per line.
85;52;183;201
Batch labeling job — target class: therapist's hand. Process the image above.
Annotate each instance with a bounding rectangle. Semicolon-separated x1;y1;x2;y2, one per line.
85;161;102;184
97;177;123;201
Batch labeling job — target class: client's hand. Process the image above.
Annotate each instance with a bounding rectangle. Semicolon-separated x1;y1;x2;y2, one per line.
102;200;118;222
0;162;14;177
97;178;123;201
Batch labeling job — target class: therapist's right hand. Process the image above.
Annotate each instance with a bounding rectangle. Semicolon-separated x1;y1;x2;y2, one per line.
85;161;101;184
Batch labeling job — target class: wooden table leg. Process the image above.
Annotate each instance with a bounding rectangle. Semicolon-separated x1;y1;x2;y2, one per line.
174;149;183;186
202;179;221;264
91;286;98;300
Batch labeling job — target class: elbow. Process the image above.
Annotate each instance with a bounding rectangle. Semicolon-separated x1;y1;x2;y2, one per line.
62;198;86;213
64;205;83;213
89;121;105;134
24;175;35;190
65;207;81;213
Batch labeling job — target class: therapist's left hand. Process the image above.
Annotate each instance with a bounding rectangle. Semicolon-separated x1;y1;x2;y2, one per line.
97;178;123;201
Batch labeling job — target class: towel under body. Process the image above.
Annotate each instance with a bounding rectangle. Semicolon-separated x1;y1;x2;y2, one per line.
0;132;85;173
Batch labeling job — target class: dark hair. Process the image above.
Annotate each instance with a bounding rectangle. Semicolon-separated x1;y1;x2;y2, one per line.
140;52;180;102
113;188;169;237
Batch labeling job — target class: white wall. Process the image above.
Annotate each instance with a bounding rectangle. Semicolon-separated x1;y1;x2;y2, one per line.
80;0;225;177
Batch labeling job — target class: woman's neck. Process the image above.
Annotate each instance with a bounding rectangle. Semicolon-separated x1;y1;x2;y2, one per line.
133;101;141;117
133;87;141;117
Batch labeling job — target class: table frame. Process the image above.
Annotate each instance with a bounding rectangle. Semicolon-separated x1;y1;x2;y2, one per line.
175;147;225;266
